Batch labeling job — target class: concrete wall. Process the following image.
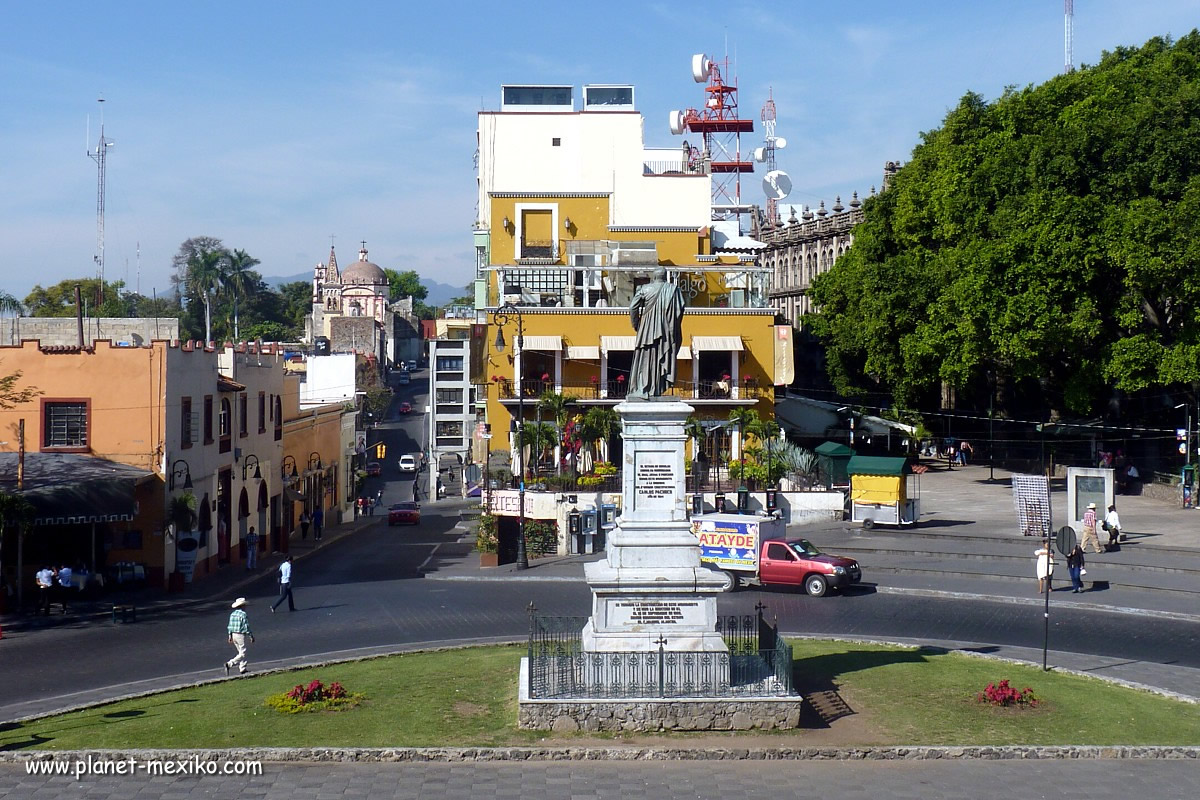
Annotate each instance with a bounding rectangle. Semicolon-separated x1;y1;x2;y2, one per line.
2;317;179;347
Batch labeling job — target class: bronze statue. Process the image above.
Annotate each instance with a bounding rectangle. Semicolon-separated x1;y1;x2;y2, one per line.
628;267;684;398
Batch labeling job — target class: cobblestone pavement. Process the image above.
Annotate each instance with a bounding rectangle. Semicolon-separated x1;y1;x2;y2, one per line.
3;759;1198;799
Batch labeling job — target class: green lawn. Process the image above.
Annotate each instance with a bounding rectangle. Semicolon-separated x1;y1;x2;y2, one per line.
2;641;1196;750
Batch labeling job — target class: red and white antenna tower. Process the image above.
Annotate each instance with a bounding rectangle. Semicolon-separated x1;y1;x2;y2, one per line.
1064;0;1074;74
670;54;754;224
753;88;792;228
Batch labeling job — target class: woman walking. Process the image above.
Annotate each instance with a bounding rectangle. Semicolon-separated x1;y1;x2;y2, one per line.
1067;544;1086;593
1035;545;1055;594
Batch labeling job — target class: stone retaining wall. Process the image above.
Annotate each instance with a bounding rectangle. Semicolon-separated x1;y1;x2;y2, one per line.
519;698;805;732
2;746;1197;763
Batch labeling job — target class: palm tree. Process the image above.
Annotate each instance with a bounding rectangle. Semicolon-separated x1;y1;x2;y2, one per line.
0;291;21;345
186;249;227;344
727;407;760;487
223;249;260;341
748;417;782;486
537;391;573;475
581;406;619;467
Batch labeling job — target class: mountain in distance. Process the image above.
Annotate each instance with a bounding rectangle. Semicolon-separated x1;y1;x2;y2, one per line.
262;272;466;307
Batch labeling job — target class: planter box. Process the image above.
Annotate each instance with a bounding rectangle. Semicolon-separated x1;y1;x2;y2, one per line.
479;552;499;568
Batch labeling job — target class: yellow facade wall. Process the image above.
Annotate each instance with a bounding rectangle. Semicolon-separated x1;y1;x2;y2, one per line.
484;310;777;439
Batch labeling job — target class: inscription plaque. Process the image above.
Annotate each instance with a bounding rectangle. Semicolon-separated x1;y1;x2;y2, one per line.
609;599;703;627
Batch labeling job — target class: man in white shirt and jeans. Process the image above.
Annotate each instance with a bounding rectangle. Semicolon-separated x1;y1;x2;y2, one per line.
271;556;296;612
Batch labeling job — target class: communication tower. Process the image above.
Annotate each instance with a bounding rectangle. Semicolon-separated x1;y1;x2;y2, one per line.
669;54;754;223
754;88;791;226
1064;0;1074;74
87;96;114;305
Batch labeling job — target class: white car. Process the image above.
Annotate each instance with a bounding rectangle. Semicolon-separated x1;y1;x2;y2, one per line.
398;454;418;473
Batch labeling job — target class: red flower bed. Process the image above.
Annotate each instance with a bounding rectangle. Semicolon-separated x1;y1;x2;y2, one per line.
976;679;1038;707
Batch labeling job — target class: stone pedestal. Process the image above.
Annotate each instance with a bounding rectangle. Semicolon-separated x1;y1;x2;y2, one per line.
581;398;728;653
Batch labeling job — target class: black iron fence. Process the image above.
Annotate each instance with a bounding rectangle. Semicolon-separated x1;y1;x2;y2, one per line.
527;607;793;699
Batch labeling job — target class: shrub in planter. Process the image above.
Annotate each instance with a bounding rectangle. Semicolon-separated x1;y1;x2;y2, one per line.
476;513;499;553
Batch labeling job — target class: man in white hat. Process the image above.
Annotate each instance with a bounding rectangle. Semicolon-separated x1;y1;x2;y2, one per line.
1080;502;1102;554
224;597;255;675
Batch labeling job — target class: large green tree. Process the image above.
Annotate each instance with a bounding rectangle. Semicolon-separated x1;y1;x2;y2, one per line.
23;278;131;317
383;268;434;319
809;32;1200;417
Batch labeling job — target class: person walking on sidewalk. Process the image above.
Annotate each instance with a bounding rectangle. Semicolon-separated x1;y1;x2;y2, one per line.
1104;504;1122;548
313;507;324;541
1035;545;1054;594
956;441;974;466
271;556;296;612
1080;502;1103;554
1067;544;1086;593
299;509;311;540
224;597;255;675
245;527;259;570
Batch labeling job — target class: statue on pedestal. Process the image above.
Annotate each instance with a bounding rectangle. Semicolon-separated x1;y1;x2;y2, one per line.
628;267;684;399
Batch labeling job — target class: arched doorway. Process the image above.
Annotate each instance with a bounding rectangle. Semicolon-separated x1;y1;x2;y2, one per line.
257;481;268;556
237;488;250;561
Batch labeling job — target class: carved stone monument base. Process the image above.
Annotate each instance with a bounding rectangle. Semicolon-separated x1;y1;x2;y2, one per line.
581;398;727;654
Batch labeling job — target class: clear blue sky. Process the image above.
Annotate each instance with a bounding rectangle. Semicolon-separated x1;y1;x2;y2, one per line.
1;0;1197;300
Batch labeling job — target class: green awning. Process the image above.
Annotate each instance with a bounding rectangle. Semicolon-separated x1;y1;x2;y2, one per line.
24;479;139;526
846;455;911;477
815;441;854;457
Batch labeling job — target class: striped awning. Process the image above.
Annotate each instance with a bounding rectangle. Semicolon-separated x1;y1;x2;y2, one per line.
518;335;562;351
600;336;636;353
692;335;744;352
567;345;600;360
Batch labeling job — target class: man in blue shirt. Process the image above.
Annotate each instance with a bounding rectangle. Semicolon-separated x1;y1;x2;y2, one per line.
224;597;255;675
271;556;296;612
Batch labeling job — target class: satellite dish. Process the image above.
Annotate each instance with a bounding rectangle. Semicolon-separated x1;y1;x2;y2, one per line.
691;54;711;83
762;170;792;200
774;136;788;150
753;147;767;163
669;109;686;135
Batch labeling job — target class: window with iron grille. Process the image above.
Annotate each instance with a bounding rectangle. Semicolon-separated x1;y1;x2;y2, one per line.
258;392;266;433
43;401;88;449
203;396;214;444
181;397;194;448
239;393;248;437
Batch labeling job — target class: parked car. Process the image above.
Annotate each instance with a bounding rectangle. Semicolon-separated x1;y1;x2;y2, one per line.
398;401;412;414
397;371;410;385
388;501;421;526
365;462;382;477
405;360;419;371
694;514;862;597
398;454;418;473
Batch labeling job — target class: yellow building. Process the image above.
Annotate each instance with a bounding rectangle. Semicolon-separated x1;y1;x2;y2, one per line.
474;84;787;472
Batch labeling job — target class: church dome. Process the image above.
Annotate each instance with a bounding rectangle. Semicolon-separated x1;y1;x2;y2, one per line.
341;246;387;285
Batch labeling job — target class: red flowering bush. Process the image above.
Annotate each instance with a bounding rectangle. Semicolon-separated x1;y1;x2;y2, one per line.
590;375;598;384
976;680;1038;708
616;374;625;382
268;678;360;713
541;372;550;381
743;374;753;382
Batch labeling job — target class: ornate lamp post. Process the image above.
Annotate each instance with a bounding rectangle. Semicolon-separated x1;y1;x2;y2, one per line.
169;459;193;490
241;454;262;481
493;301;528;570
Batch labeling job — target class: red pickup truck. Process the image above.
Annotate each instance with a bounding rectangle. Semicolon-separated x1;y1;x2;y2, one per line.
694;513;863;597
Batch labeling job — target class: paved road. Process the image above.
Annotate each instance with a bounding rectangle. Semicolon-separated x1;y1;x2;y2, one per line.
3;759;1199;799
4;490;1199;719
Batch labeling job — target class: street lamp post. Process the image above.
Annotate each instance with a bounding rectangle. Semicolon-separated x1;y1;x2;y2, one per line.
493;302;528;570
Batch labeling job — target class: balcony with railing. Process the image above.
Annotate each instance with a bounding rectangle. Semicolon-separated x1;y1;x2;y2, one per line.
492;378;770;403
642;159;705;177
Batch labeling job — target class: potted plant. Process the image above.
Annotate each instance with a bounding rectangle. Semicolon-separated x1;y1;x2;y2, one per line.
476;512;499;567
